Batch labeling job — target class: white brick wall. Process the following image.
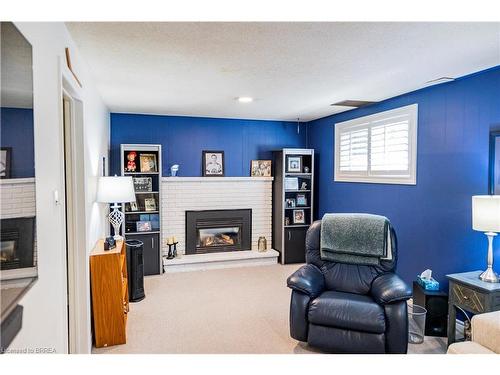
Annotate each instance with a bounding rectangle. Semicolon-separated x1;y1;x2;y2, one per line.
0;178;36;218
162;177;273;255
0;178;37;265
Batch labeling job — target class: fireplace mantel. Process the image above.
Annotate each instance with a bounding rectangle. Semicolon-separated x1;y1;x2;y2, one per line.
163;176;273;182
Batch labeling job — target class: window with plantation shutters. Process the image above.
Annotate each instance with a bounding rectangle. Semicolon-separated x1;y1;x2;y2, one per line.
334;104;418;185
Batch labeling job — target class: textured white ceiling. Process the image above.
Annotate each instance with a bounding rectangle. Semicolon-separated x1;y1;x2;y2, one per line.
1;22;33;108
66;22;500;121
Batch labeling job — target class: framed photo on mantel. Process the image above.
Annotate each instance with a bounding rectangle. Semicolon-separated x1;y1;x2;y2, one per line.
0;147;11;179
251;160;272;177
202;150;225;177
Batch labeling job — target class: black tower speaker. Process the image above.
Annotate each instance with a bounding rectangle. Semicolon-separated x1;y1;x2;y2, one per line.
126;239;146;302
412;281;448;337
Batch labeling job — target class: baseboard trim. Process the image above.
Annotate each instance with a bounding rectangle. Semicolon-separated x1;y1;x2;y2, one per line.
163;249;279;273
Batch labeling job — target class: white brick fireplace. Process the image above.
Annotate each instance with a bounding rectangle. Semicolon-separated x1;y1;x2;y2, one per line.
161;177;278;271
0;178;37;268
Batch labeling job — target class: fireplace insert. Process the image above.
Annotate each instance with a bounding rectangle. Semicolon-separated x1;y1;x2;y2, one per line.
0;217;36;271
185;209;251;254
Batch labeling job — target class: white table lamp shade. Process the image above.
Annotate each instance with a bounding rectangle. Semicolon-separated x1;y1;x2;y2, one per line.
97;176;136;203
472;195;500;233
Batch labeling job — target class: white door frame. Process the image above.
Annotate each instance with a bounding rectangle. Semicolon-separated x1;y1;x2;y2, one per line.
61;69;90;353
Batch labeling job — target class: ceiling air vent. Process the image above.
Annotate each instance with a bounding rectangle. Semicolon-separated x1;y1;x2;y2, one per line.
425;77;455;86
331;100;378;108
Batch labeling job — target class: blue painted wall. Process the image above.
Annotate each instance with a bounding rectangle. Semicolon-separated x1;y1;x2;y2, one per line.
110;113;307;177
0;107;35;178
110;67;500;288
307;66;500;286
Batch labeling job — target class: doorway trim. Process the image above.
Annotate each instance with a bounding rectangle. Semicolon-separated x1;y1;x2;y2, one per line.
61;67;90;353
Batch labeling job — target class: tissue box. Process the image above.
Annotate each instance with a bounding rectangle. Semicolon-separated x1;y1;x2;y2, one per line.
417;275;440;291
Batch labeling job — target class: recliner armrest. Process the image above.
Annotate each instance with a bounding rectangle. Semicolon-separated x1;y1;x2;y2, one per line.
371;273;412;305
287;264;325;298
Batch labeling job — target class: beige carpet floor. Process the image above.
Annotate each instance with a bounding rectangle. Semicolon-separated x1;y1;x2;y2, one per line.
93;264;447;354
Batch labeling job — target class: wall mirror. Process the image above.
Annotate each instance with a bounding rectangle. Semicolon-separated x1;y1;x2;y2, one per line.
0;22;37;286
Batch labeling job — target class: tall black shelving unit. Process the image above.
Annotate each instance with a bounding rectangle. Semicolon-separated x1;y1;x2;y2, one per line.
120;144;162;275
272;148;314;264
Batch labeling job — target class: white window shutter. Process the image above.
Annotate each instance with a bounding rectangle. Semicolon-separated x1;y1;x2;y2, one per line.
370;115;410;172
334;104;418;185
339;126;368;172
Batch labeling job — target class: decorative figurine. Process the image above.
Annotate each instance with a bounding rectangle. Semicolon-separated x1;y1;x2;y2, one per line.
171;164;179;177
303;166;310;173
125;151;137;172
300;181;308;190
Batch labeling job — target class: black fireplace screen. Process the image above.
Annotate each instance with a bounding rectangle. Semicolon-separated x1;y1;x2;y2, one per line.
186;209;251;254
197;227;241;248
0;217;35;270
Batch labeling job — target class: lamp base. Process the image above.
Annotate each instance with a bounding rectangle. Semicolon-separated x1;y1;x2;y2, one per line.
479;232;499;283
479;267;499;283
108;204;125;240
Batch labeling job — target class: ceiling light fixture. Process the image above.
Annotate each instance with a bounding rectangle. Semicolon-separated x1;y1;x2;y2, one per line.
237;96;253;103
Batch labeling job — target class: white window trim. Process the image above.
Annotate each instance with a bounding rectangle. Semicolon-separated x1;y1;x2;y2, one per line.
334;104;418;185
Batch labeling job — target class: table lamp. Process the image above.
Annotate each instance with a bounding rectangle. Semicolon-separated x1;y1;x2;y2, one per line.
97;176;136;239
472;195;500;283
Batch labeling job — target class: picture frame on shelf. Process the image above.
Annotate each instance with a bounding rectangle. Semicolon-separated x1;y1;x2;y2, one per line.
140;214;160;230
0;147;11;179
144;197;157;211
285;198;296;208
286;156;302;173
139;153;158;172
133;176;153;192
296;194;307;206
293;209;305;224
136;221;152;232
202;150;225;177
139;214;150;221
151;217;160;231
250;160;272;177
284;177;299;191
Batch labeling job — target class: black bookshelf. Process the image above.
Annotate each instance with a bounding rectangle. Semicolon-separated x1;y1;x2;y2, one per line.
120;144;162;275
272;149;314;264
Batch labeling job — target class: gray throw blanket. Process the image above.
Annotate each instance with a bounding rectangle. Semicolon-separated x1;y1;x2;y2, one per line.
320;213;389;266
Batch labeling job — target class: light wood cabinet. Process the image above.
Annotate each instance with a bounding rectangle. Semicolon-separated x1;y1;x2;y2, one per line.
90;239;128;347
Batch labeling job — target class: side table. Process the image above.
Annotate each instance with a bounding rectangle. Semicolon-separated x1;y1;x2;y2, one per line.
412;281;448;337
446;270;500;346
